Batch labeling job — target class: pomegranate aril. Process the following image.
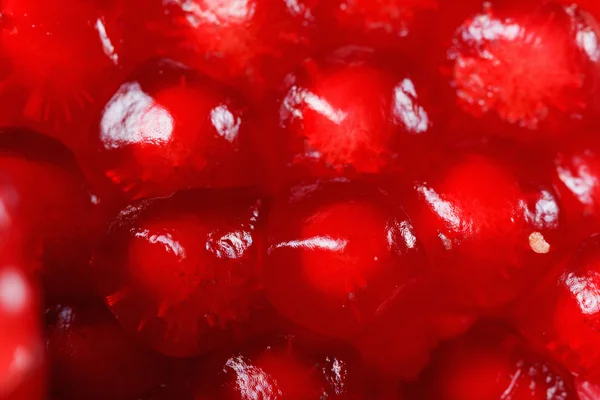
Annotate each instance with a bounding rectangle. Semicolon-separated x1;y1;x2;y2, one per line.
0;264;44;400
553;135;600;242
121;0;318;97
516;234;600;380
577;378;600;400
0;128;97;300
91;58;262;201
46;301;171;400
0;0;122;140
265;179;427;339
272;47;437;182
417;325;578;400
194;336;384;399
401;149;564;311
445;1;600;143
92;188;269;357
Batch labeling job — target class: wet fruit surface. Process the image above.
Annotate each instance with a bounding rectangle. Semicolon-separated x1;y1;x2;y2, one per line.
275;47;436;178
445;1;600;142
577;378;600;400
4;0;600;398
403;150;564;311
0;0;122;139
516;234;600;381
553;135;600;242
0;128;97;300
0;265;43;400
92;188;268;357
265;179;427;339
192;336;391;399
120;0;319;96
417;325;578;399
92;59;261;201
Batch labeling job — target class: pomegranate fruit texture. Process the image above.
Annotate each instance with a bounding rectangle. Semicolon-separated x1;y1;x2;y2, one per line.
89;58;262;202
0;0;124;145
7;0;600;399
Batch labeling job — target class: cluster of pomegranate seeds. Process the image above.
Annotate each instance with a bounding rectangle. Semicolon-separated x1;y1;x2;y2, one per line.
6;0;600;399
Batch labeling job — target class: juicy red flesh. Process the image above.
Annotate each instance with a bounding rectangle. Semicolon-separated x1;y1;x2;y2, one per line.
265;179;427;339
446;1;600;141
516;234;600;381
0;128;97;300
193;337;384;399
120;0;319;96
0;0;122;139
91;59;261;201
0;264;43;400
92;188;268;357
45;301;171;400
577;378;600;400
402;150;564;311
553;135;600;242
5;0;600;397
274;47;435;179
417;325;578;399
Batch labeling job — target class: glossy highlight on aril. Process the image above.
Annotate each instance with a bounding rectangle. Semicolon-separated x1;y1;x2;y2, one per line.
92;188;267;357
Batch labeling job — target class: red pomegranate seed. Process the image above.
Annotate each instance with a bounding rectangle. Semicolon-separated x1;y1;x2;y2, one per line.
92;188;269;357
417;325;577;399
446;1;600;142
0;264;44;400
193;337;382;399
274;47;436;180
577;378;600;400
516;234;600;380
0;128;98;300
91;59;262;201
0;0;122;138
46;301;171;400
265;179;427;339
121;0;318;96
402;150;564;310
553;135;600;242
